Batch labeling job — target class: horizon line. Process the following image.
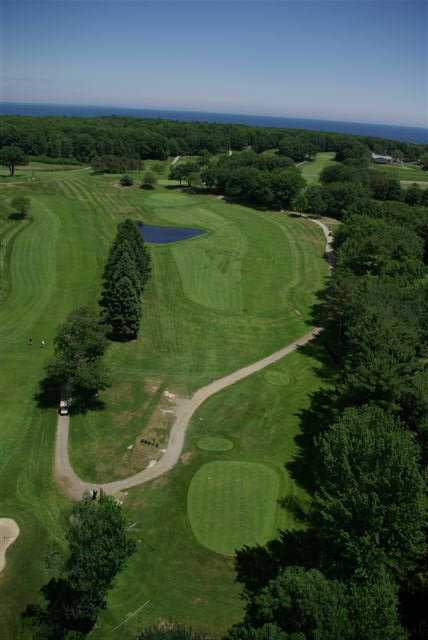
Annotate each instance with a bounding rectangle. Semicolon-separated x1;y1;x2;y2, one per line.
1;100;426;132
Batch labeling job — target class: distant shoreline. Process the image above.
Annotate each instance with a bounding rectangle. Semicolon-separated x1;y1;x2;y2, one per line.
1;102;427;144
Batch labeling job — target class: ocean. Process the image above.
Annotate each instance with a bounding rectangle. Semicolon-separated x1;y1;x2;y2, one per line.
0;102;426;145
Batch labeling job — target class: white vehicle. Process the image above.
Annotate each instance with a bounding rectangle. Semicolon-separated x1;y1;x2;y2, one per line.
59;400;69;416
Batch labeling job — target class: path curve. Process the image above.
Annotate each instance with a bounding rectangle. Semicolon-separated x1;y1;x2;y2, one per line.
0;518;20;573
55;217;333;500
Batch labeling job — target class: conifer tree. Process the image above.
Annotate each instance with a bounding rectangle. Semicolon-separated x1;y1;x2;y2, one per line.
102;275;141;340
117;219;151;285
99;219;151;341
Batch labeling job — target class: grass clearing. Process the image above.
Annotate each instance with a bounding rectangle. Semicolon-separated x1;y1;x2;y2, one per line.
371;162;427;183
300;152;337;185
188;461;279;556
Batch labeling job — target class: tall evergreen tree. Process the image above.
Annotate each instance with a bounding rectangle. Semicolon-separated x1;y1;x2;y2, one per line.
102;274;141;340
99;219;151;341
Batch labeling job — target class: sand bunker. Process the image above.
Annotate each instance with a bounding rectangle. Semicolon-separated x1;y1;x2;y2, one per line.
0;518;20;573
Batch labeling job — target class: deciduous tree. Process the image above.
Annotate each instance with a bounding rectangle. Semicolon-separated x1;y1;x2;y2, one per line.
0;145;27;176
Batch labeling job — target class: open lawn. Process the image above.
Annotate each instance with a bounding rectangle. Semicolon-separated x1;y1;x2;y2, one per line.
0;162;328;637
371;162;428;184
300;152;337;185
92;344;328;638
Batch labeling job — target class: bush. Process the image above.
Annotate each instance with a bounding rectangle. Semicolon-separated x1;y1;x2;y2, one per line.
141;171;157;189
11;196;31;218
119;174;134;187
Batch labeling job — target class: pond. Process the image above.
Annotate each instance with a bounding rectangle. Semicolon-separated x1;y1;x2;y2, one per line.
138;223;205;244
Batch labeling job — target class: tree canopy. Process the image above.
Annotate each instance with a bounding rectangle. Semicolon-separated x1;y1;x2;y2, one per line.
0;145;27;175
23;494;135;639
43;307;110;408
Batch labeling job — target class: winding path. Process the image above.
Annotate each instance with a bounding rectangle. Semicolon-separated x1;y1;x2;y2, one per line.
55;217;332;500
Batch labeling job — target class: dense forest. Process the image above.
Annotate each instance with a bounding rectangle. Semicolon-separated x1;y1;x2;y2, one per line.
0;114;427;163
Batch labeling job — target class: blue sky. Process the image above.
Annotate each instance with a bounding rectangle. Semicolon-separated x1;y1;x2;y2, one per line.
1;0;426;126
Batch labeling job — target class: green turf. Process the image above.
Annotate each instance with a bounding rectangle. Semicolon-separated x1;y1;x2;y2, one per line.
68;184;328;483
92;345;328;638
197;436;234;451
188;461;280;555
300;152;337;185
371;162;428;183
0;165;110;637
0;162;328;637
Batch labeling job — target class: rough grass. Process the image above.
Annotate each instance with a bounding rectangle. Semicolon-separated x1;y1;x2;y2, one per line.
187;461;280;555
0;163;328;638
197;436;234;451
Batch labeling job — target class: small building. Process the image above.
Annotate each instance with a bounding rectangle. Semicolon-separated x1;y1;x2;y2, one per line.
371;152;394;164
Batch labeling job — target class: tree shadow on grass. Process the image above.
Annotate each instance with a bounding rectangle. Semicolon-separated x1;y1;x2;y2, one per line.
235;528;321;597
233;338;339;597
233;283;342;597
8;212;26;220
34;376;106;415
285;337;340;494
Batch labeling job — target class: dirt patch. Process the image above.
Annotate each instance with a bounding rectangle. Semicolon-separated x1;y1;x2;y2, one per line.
120;387;180;476
0;518;20;573
145;378;161;395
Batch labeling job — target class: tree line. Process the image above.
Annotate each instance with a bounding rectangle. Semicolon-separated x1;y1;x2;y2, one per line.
1;114;426;165
222;190;428;639
301;155;428;219
171;150;306;209
39;220;151;411
170;145;428;213
100;218;151;341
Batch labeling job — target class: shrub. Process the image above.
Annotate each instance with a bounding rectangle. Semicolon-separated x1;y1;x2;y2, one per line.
119;174;134;187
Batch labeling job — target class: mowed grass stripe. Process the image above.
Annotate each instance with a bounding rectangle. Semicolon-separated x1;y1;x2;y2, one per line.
0;169;118;634
187;461;280;556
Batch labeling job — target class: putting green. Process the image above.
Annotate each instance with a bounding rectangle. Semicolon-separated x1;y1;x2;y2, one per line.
187;461;279;556
197;436;234;451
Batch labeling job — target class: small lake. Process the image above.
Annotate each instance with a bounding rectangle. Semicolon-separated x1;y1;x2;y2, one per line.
139;223;205;244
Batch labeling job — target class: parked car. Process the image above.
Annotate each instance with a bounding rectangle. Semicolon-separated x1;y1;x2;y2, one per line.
59;400;69;415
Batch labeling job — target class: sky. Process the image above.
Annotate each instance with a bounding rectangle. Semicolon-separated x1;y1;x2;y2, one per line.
0;0;426;127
